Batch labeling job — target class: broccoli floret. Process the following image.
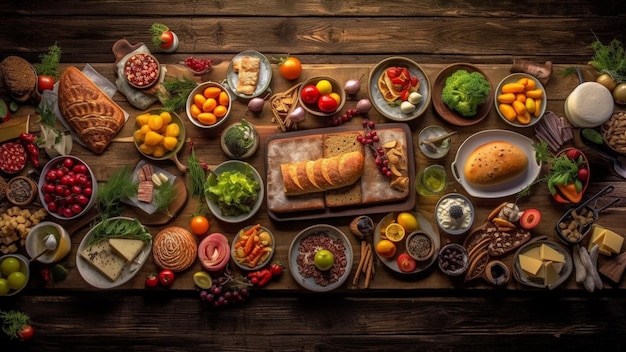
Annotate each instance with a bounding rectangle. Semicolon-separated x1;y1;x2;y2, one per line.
223;119;255;157
441;69;491;117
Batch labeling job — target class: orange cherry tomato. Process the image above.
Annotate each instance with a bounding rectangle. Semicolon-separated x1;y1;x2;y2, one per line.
190;215;210;236
279;56;302;80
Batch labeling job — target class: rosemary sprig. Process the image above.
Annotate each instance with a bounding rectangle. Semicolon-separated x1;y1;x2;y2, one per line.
160;77;198;112
86;218;151;247
0;310;30;340
97;166;138;219
188;148;206;199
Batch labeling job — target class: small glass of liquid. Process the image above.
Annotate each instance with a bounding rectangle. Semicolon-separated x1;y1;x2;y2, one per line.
416;164;448;196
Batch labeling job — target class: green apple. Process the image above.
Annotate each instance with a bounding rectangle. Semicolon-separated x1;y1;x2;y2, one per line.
0;257;21;276
314;249;334;271
7;271;26;290
0;278;10;295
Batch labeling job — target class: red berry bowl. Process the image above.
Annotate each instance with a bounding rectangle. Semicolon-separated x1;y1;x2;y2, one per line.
38;156;98;220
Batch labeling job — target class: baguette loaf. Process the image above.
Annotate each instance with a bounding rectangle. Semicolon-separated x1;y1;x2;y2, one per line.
464;141;528;185
281;151;364;195
58;66;125;154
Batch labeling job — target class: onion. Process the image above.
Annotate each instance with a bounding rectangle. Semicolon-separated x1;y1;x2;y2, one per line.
287;106;306;122
596;73;617;92
198;233;230;272
247;97;265;112
613;83;626;105
344;79;361;94
356;98;372;114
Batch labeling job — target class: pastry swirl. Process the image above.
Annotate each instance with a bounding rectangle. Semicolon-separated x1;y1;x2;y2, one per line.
152;226;197;272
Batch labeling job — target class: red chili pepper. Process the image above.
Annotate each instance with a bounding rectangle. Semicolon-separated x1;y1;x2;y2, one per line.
19;132;36;143
257;271;273;287
249;276;259;285
24;143;40;167
269;262;283;276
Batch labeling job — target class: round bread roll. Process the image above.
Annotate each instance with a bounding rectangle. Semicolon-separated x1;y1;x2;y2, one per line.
152;226;197;272
464;141;528;185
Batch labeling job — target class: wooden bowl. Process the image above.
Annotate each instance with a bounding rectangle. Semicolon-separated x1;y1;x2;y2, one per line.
123;52;160;89
297;76;346;117
432;63;493;126
6;175;37;206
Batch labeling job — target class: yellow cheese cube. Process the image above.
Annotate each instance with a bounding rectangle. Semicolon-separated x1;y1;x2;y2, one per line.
540;244;565;263
589;225;606;250
601;229;624;255
519;254;543;276
543;261;560;287
0;115;29;143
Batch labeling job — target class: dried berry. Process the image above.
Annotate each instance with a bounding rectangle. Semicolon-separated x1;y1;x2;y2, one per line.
449;204;464;219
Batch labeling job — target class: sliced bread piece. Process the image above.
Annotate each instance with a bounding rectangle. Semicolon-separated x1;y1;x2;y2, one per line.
323;131;364;207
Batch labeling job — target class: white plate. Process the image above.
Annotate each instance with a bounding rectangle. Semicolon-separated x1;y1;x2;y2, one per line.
373;212;440;274
226;50;272;99
121;160;176;215
205;160;264;223
288;225;353;292
76;217;152;289
368;56;431;121
450;129;542;198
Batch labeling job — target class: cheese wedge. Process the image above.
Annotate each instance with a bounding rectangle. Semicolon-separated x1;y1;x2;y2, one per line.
589;225;623;255
519;254;543;276
109;238;146;262
543;261;560;287
540;244;565;263
80;241;126;282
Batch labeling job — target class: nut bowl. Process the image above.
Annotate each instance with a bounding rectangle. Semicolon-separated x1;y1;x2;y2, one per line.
298;76;346;117
185;81;232;129
495;73;546;127
0;254;30;296
38;155;97;220
205;160;264;223
435;193;475;236
432;63;493;126
231;224;275;271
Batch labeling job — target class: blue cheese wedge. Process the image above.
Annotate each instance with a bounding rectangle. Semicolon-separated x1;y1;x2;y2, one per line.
109;238;145;262
80;241;126;282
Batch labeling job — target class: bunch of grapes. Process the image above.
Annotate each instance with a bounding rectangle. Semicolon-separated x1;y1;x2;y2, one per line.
199;271;251;308
356;119;392;178
330;108;359;126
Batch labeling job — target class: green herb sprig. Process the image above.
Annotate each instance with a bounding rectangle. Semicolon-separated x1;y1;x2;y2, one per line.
150;23;170;47
97;166;138;219
34;43;62;79
154;180;176;215
86;218;151;247
0;310;30;340
35;101;62;144
159;77;198;112
589;38;626;83
188;148;206;199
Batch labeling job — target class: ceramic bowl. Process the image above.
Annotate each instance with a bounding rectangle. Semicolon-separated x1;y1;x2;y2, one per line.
231;225;275;271
513;240;572;290
297;76;346;117
432;63;493;126
495;73;546;127
418;125;453;159
226;50;272;99
123;52;160;89
435;193;475;236
6;175;37;206
405;231;435;262
205;160;264;223
220;120;260;160
438;243;469;277
0;254;30;296
38;155;98;220
25;221;71;264
134;109;186;169
185;81;232;129
367;56;431;122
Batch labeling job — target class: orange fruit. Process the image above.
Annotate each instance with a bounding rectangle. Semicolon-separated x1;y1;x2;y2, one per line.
190;103;202;118
197;112;217;125
384;223;405;242
203;98;217;112
190;215;210;236
203;86;222;99
213;105;228;118
376;239;397;259
193;93;207;107
218;91;230;106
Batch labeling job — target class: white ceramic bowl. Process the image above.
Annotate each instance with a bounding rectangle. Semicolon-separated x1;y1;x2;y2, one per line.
494;73;546;127
185;81;232;129
435;193;475;236
205;160;264;223
38;155;98;220
25;221;71;264
0;254;30;296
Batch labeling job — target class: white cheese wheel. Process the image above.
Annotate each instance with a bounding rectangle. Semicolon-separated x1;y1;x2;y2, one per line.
564;82;614;127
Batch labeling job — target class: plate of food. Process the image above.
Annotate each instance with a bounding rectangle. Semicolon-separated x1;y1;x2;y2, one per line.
368;56;431;121
450;129;541;198
373;212;440;274
76;217;152;289
289;224;353;292
226;50;272;99
121;160;176;215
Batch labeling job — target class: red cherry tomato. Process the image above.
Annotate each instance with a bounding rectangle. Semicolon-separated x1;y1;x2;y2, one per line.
397;253;417;272
300;85;320;105
279;56;302;80
38;75;55;93
18;325;34;341
190;215;210;236
317;94;339;113
158;269;175;286
145;273;159;288
159;30;175;49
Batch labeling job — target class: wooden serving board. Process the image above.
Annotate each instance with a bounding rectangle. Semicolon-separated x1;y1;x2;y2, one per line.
264;123;416;221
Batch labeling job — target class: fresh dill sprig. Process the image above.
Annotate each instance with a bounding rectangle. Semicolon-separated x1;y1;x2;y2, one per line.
154;180;176;216
33;43;62;79
187;148;206;199
97;166;138;219
161;77;198;112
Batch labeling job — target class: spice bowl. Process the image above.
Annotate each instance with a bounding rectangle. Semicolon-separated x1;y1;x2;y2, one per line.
435;193;475;236
6;175;37;206
438;243;469;277
405;231;435;262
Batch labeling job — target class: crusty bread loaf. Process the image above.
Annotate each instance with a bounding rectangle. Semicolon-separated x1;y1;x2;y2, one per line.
281;151;364;195
464;141;528;185
58;66;125;154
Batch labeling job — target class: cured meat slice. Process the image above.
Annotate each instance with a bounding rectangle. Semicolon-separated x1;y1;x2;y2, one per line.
137;180;154;203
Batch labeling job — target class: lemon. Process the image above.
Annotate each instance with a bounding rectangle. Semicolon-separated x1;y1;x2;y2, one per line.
316;79;333;95
193;271;213;289
397;212;419;232
384;223;405;242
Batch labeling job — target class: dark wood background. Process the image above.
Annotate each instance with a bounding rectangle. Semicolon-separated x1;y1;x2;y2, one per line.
2;1;626;351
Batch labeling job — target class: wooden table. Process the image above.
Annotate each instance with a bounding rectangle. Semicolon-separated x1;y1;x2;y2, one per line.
2;1;626;351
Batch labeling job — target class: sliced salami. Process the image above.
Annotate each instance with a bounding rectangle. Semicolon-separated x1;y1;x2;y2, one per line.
0;142;27;174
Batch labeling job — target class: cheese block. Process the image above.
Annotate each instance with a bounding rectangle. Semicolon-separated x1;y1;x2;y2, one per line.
518;253;543;276
80;241;126;282
543;261;560;287
109;238;145;262
540;244;565;263
0;114;29;143
565;82;614;128
589;225;624;255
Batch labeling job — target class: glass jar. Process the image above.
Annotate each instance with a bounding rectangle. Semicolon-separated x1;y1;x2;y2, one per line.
416;164;447;196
